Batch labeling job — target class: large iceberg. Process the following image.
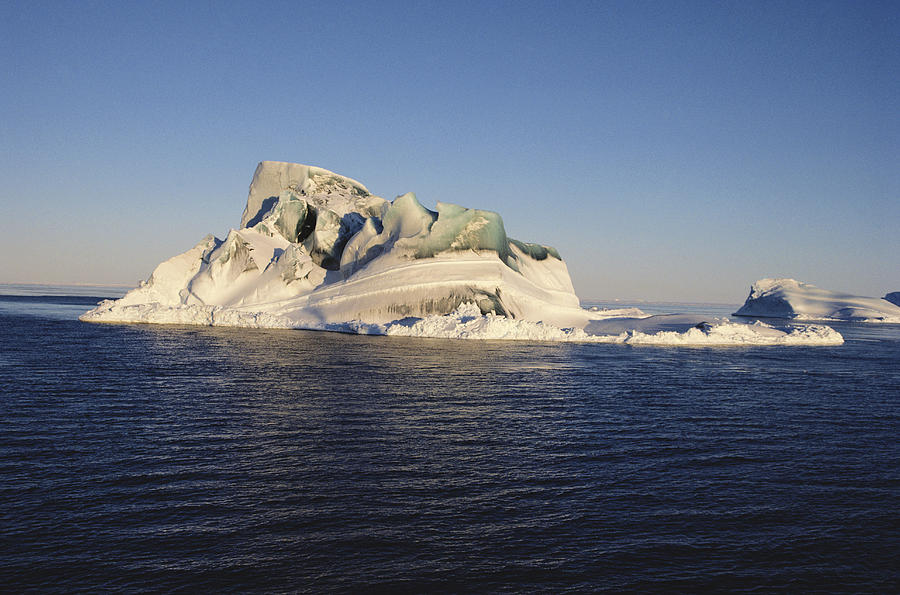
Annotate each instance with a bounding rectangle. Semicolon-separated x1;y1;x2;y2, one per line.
734;278;900;323
83;161;595;328
82;162;843;345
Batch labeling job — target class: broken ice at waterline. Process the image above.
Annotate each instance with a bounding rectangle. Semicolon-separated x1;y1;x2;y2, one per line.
81;161;843;346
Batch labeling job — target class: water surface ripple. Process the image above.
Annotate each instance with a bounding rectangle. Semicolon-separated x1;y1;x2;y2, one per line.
1;298;898;592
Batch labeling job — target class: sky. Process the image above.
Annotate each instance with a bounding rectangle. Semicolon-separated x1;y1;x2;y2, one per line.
1;0;897;303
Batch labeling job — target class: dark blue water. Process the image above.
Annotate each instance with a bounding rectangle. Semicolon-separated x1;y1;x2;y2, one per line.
1;291;898;592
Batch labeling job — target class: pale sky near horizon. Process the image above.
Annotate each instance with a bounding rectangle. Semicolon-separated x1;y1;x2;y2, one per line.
1;1;897;302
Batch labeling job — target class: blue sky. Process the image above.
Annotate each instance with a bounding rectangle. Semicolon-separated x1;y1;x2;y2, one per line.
1;0;897;302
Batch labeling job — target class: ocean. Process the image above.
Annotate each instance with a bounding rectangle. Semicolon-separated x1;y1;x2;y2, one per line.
1;286;898;592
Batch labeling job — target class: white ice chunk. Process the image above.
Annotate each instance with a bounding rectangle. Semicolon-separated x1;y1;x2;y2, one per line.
735;278;900;323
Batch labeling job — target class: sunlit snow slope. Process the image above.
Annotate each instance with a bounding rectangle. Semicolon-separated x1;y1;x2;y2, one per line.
734;278;900;323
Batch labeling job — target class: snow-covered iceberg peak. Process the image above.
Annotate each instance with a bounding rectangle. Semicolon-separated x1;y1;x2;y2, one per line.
241;161;385;228
734;278;900;323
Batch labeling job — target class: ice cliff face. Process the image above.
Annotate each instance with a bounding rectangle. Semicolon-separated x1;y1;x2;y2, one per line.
734;278;900;323
83;161;585;327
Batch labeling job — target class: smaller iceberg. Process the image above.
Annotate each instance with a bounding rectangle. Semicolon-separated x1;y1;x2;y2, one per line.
734;278;900;323
884;292;900;307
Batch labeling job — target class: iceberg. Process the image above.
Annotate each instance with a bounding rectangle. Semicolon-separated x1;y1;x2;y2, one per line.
734;278;900;323
83;161;592;326
81;162;843;345
884;292;900;307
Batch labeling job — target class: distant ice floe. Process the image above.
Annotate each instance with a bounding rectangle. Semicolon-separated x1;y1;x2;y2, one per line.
735;278;900;323
81;162;846;346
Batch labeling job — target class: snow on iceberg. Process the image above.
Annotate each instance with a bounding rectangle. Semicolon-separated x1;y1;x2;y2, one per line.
81;162;843;345
734;278;900;323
